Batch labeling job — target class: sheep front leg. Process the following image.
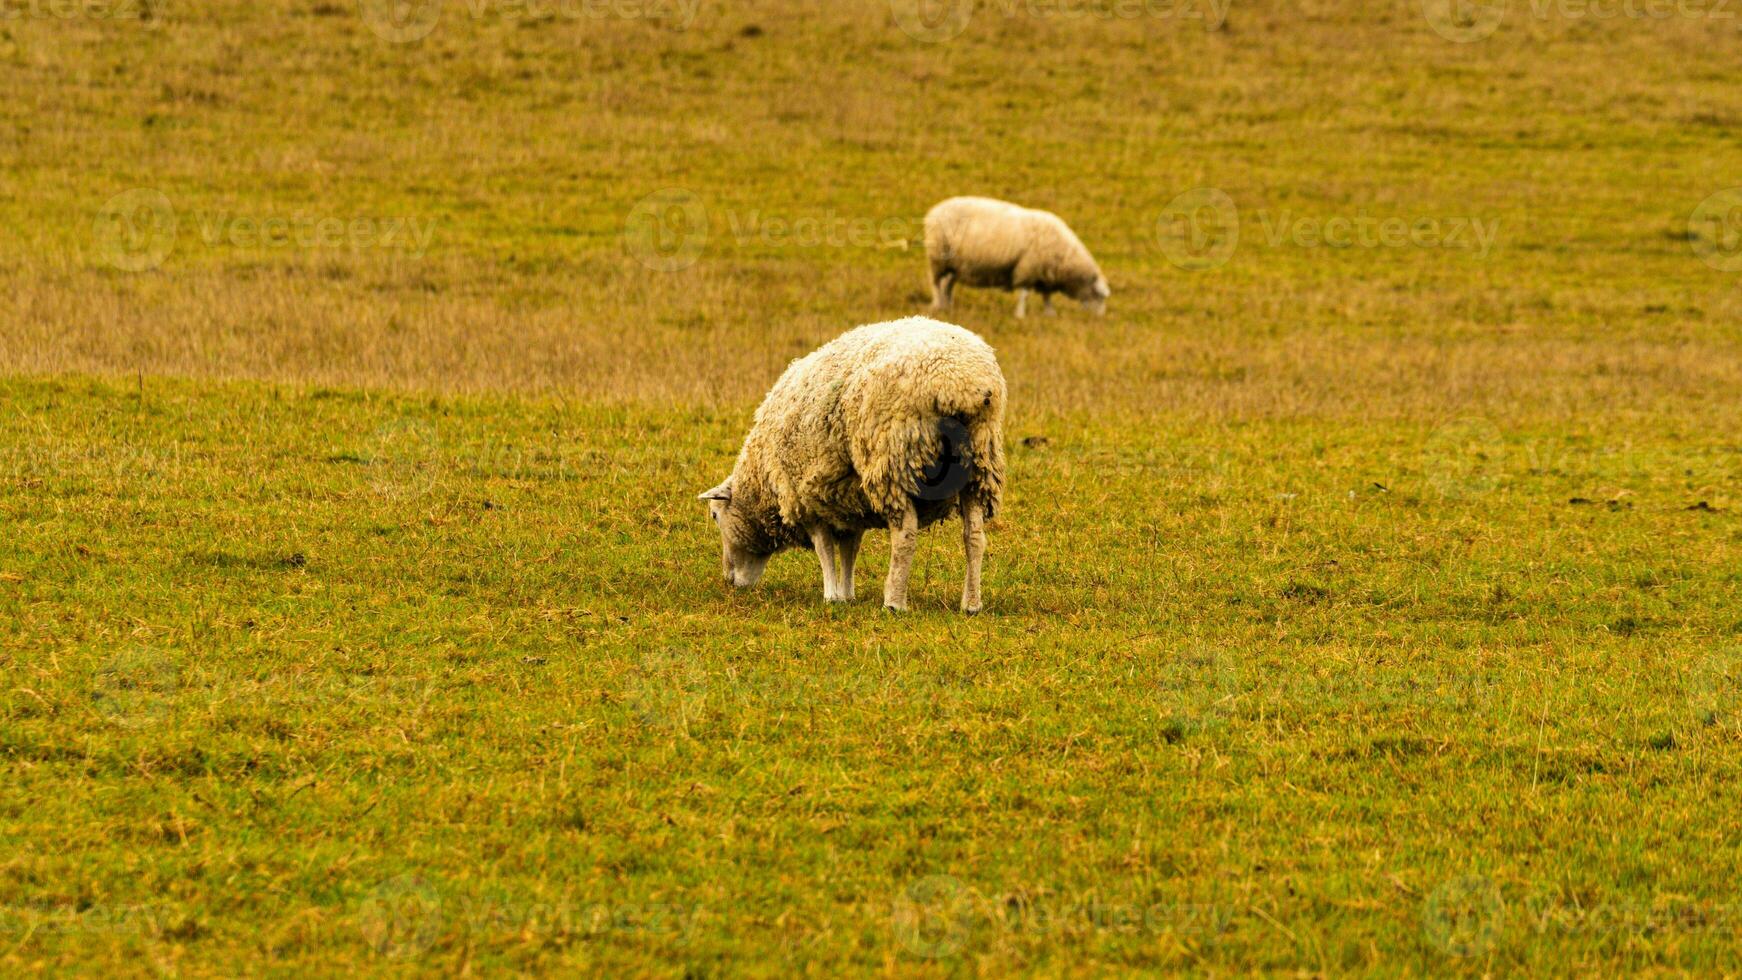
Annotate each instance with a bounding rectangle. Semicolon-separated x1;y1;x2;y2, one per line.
883;504;919;612
960;499;986;615
837;530;863;602
811;527;843;602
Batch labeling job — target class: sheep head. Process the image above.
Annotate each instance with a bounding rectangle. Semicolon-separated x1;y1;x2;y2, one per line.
699;479;770;588
1071;275;1110;315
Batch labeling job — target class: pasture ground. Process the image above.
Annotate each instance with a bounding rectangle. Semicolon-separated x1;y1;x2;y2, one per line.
3;0;1741;973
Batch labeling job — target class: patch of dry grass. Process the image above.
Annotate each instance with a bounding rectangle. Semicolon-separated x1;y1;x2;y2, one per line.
3;0;1740;424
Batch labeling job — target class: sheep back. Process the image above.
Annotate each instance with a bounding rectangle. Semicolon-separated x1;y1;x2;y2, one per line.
925;196;1102;295
735;317;1006;535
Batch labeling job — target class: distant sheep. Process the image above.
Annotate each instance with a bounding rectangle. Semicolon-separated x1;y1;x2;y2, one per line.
924;196;1110;318
699;316;1006;613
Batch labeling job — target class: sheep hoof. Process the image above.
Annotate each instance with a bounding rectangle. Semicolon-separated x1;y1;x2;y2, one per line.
883;603;907;614
961;605;981;616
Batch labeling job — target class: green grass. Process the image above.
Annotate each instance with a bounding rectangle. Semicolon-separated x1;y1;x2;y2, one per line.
5;0;1742;973
2;376;1738;973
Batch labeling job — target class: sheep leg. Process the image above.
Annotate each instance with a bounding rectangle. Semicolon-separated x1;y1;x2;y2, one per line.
837;530;863;601
1014;289;1027;319
960;499;986;615
931;271;955;311
883;504;919;612
811;527;843;602
1042;293;1056;316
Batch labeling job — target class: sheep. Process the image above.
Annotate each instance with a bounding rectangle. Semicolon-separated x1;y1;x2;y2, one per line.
698;316;1007;614
924;196;1110;318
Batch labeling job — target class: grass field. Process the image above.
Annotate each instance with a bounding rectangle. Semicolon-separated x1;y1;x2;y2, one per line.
3;0;1742;974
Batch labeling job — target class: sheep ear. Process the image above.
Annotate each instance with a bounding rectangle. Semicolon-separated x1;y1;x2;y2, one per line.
698;480;732;502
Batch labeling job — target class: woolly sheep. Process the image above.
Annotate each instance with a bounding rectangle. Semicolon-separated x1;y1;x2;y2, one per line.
924;196;1110;318
699;316;1007;614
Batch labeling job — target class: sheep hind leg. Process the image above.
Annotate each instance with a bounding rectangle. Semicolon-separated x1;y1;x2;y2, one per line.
931;271;955;311
960;499;986;615
837;530;863;602
883;504;919;612
1014;289;1028;319
811;527;843;602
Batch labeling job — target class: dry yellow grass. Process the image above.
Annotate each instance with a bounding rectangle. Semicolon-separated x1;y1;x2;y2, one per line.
3;0;1739;424
4;5;1742;972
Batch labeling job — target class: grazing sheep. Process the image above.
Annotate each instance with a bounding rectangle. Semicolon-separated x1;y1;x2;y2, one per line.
924;196;1110;318
699;316;1006;614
